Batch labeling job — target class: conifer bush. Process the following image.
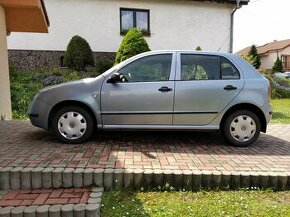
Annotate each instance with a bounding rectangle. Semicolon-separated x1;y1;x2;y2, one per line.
64;35;94;71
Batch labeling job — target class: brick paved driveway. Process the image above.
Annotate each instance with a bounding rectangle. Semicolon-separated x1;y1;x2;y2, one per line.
0;121;289;173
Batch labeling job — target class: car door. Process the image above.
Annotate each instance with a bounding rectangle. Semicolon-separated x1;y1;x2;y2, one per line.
101;53;176;126
173;53;245;126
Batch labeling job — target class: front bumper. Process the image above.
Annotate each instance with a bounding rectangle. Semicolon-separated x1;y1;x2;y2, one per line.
28;95;52;130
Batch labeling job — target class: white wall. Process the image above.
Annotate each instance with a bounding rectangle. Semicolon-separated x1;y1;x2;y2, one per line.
7;0;233;52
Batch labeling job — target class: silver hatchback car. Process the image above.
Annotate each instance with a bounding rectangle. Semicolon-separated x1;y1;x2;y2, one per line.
29;51;272;147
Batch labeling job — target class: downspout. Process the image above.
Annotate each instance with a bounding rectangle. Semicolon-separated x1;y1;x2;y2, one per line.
230;0;242;53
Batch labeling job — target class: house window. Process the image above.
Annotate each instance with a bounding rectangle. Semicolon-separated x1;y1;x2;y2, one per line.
120;8;150;36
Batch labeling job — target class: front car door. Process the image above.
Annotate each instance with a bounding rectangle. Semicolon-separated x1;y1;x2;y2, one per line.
173;52;245;125
101;52;176;126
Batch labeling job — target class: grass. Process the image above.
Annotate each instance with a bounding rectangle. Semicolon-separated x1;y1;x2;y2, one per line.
101;190;290;217
271;99;290;124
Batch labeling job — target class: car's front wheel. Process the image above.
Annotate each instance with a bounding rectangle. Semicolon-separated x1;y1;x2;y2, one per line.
222;110;261;147
51;106;94;144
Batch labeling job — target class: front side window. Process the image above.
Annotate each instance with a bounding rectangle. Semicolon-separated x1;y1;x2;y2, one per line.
181;54;220;80
120;8;150;35
118;54;172;82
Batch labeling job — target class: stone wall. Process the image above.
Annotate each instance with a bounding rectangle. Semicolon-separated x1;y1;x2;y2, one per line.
8;50;116;71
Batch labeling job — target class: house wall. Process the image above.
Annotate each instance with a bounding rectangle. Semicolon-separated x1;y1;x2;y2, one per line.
7;0;233;70
0;5;12;120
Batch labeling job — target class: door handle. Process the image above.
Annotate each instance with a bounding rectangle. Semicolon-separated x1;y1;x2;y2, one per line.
224;85;237;91
158;86;173;92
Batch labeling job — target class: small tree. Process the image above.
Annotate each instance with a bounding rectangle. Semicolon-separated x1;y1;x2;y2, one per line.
64;35;94;71
272;57;283;74
248;45;261;69
115;28;150;64
195;46;202;51
241;54;255;66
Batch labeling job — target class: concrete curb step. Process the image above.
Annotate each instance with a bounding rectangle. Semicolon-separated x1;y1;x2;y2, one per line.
0;187;103;217
0;167;289;191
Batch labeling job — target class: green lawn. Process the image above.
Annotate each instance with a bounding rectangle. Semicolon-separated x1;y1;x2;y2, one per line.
101;190;290;217
271;99;290;124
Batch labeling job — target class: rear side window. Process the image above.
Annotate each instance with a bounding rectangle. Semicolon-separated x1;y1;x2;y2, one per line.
221;57;240;80
181;54;220;80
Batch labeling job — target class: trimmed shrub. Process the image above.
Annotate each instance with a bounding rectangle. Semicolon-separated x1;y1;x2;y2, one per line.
195;46;202;51
96;59;114;74
272;57;283;74
264;74;290;98
64;35;94;71
115;28;150;64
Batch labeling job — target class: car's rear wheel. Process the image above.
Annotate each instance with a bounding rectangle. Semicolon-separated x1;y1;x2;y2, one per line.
222;110;261;147
51;106;94;144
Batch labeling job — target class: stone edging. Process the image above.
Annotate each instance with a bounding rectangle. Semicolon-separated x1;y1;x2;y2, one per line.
0;167;289;191
0;187;103;217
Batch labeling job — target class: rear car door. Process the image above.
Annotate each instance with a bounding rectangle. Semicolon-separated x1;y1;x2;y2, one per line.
173;53;245;125
101;52;176;126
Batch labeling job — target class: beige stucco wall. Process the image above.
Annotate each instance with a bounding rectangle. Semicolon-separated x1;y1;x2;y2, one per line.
0;5;12;120
7;0;233;52
260;46;290;71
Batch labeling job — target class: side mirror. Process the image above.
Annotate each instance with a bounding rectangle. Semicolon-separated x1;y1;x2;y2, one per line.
107;72;122;84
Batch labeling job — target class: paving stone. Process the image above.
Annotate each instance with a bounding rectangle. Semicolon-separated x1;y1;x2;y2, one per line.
182;170;192;191
83;169;94;187
221;171;231;190
42;168;53;189
52;168;64;189
21;168;33;190
103;169;114;190
85;204;100;217
153;170;163;187
73;204;86;217
0;167;12;190
36;205;50;217
192;170;202;190
11;206;26;217
0;206;14;217
10;167;23;190
93;169;104;187
124;169;134;189
87;198;101;204
113;169;124;188
73;169;84;188
24;206;38;217
48;205;62;217
173;170;183;190
89;193;102;198
91;187;104;193
61;204;74;217
63;168;74;188
0;121;290;191
31;168;44;189
133;169;143;189
143;169;154;189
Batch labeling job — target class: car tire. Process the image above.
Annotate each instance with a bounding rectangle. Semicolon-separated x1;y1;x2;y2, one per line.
51;106;94;144
222;110;261;147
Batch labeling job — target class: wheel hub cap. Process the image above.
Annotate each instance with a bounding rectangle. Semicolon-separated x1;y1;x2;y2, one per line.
230;115;256;142
58;112;87;140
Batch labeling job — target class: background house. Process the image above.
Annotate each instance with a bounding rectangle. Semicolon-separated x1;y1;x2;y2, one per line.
7;0;248;71
237;39;290;72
